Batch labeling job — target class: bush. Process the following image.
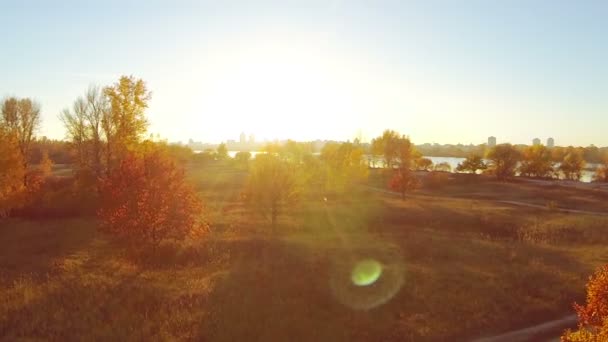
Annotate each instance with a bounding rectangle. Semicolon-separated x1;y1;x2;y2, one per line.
562;264;608;341
14;175;99;218
98;148;207;252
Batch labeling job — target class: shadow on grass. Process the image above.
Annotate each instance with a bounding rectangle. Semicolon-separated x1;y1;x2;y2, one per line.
199;238;388;342
0;218;97;281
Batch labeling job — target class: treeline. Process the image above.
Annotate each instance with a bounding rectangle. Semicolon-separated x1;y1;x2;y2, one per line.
416;142;608;165
455;143;608;182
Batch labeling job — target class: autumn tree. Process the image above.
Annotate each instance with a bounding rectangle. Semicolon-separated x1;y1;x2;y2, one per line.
434;162;452;172
486;144;521;180
243;154;299;230
562;264;608;341
1;97;41;185
390;135;419;199
320;141;368;192
60;86;108;176
216;143;228;160
103;76;151;169
371;129;400;169
415;157;433;171
456;155;487;174
0;127;26;217
519;145;555;178
39;151;54;178
97;145;206;252
234;151;252;169
389;171;420;199
560;148;586;181
593;159;608;183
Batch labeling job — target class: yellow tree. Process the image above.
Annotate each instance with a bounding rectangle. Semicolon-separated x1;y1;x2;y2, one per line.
39;151;54;178
243;154;299;230
1;97;41;185
456;155;487;173
560;148;586;181
519;145;555;178
390;135;419;199
103;76;151;169
374;129;400;169
486;144;521;180
320;141;368;192
594;159;608;183
0;128;26;217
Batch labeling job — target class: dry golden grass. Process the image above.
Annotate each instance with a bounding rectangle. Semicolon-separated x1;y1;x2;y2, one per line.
1;163;607;341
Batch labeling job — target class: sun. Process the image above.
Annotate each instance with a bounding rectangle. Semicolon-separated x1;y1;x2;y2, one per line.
198;43;361;142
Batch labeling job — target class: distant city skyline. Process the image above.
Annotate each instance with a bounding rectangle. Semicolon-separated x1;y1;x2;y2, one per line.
2;1;607;146
184;132;586;149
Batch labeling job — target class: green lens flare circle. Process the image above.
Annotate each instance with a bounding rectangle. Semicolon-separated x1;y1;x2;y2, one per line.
351;259;383;286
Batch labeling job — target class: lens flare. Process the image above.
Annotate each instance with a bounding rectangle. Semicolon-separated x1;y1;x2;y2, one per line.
351;259;383;286
329;246;405;310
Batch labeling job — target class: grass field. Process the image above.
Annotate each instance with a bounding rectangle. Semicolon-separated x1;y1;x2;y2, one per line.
1;164;607;341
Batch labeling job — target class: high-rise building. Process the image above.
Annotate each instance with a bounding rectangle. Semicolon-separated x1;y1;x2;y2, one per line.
533;138;541;146
249;134;255;144
488;136;496;147
547;137;554;148
239;132;246;144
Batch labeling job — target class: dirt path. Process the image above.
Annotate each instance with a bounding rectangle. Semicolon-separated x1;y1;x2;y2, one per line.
471;315;576;342
362;185;586;341
362;185;608;217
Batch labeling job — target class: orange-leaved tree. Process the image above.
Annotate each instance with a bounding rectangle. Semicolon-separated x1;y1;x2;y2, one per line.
0;127;26;217
98;145;207;252
562;264;608;341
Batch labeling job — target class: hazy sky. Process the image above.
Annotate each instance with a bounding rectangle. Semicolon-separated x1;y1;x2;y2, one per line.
1;1;607;146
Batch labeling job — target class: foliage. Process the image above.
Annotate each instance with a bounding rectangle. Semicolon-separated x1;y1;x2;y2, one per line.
233;151;252;169
39;150;54;178
560;148;586;181
415;157;434;171
243;154;299;228
519;145;555;178
371;129;401;168
1;97;41;185
389;170;419;199
162;143;194;165
434;162;452;172
486;144;521;180
216;143;228;160
192;149;216;164
320;141;368;192
0;128;26;217
456;155;487;174
593;160;608;183
562;264;608;341
103;76;151;163
98;146;206;250
60;86;108;176
395;135;416;170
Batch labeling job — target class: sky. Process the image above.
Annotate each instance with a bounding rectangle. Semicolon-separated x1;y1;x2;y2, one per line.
1;0;607;146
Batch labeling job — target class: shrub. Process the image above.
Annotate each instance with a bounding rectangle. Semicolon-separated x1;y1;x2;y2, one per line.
562;264;608;341
98;148;207;252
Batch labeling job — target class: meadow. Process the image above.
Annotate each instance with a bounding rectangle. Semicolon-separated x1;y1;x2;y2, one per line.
1;163;607;341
